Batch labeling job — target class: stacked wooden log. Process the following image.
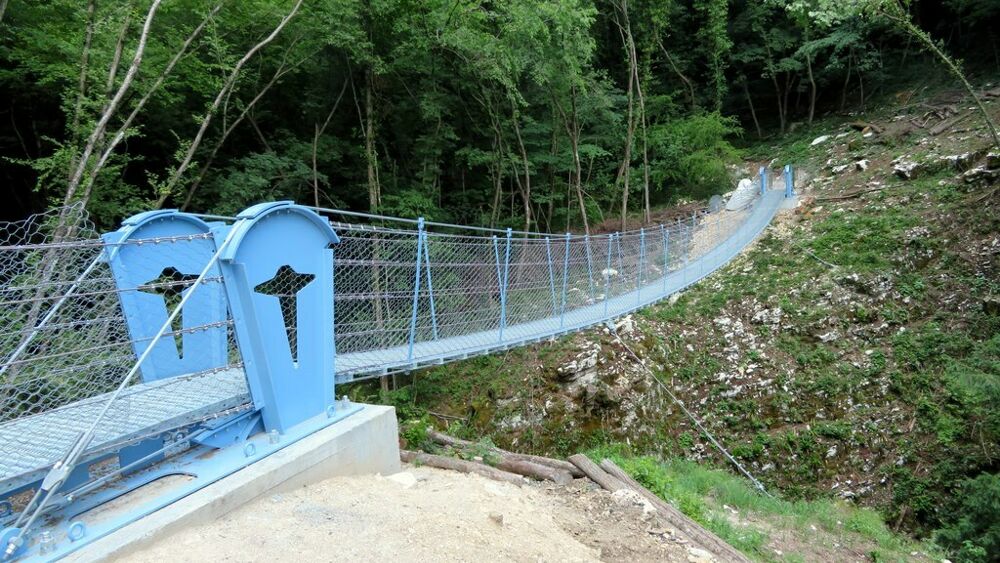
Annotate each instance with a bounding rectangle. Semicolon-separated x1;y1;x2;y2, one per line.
401;431;751;563
402;430;577;485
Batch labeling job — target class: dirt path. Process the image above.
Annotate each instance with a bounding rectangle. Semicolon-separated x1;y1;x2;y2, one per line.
123;465;704;562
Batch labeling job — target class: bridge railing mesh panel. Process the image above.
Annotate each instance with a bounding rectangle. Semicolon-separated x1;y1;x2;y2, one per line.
0;206;248;491
328;187;780;381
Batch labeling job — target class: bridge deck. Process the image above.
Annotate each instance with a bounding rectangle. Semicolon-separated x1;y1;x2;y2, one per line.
0;368;248;494
0;190;783;492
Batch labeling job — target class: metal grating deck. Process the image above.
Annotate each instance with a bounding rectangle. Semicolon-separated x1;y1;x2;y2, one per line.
0;368;249;493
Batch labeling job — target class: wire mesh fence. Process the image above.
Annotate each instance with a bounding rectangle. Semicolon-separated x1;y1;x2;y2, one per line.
0;205;248;495
322;186;779;381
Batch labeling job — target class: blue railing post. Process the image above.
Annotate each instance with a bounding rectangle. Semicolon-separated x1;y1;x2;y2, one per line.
499;227;512;343
660;224;669;291
407;217;425;363
545;237;557;317
637;228;645;306
584;234;595;303
784;164;794;198
759;166;768;195
560;233;570;329
492;234;502;332
604;233;613;316
421;226;438;340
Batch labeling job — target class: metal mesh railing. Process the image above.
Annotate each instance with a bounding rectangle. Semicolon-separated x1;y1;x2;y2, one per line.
0;205;248;495
322;184;780;381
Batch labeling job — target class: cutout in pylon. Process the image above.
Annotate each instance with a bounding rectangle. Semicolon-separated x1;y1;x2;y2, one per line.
140;267;198;358
254;265;315;364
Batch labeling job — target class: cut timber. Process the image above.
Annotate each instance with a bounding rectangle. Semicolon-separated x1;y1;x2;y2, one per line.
427;430;584;478
930;112;972;136
400;450;525;486
567;454;627;492
600;459;752;563
495;458;573;485
848;120;883;133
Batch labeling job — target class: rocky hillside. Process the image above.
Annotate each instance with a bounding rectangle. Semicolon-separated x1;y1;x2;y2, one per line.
358;87;1000;558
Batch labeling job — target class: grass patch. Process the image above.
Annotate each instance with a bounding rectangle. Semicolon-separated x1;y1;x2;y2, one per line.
586;443;941;562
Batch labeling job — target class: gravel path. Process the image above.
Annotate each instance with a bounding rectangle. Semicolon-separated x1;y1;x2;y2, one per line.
123;464;702;562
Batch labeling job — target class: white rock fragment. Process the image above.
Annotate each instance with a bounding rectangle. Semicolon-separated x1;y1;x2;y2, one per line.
686;547;714;563
811;135;831;146
893;160;921;180
387;472;418;489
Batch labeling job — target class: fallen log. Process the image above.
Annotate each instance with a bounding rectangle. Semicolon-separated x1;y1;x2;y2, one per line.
427;430;585;478
848;120;883;134
600;459;752;563
816;185;887;202
400;450;526;486
506;453;585;479
567;454;627;492
495;458;574;485
930;111;971;136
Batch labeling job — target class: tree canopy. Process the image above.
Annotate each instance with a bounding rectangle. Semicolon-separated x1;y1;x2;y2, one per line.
0;0;997;231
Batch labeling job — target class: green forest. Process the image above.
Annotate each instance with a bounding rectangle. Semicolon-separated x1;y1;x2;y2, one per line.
1;0;997;230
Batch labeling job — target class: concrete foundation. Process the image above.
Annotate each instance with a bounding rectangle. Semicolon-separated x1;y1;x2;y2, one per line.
65;404;399;562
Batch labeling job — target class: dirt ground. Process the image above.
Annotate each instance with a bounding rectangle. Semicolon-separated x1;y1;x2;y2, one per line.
122;464;707;563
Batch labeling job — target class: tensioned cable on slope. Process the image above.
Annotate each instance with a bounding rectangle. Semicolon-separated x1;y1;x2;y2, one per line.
606;322;773;498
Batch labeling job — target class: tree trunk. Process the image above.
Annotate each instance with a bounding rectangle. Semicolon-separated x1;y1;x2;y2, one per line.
555;87;589;234
764;43;785;134
65;0;162;221
622;3;650;224
658;41;696;111
600;459;753;563
155;0;303;208
105;4;133;101
742;79;763;138
311;80;348;207
365;71;380;212
614;2;635;232
567;454;627;491
841;47;854;111
68;0;96;183
427;430;583;477
510;100;533;232
806;51;817;125
77;3;222;204
569;89;588;234
400;450;525;485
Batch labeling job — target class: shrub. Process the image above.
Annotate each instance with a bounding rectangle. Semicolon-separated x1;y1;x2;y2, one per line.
649;112;741;201
934;473;1000;562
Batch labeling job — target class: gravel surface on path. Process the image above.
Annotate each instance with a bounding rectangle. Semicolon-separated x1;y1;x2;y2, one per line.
123;464;702;562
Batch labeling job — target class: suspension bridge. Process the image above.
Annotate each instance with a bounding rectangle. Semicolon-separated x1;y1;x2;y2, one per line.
0;167;794;560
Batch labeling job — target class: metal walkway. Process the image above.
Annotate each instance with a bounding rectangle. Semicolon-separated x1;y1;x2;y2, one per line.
0;368;248;493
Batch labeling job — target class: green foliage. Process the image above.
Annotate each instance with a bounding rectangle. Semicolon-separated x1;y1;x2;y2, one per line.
649;112;741;201
935;473;1000;562
584;444;934;560
6;0;994;225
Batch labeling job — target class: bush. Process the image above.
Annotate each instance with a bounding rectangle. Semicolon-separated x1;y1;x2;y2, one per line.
649;112;741;201
934;473;1000;562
